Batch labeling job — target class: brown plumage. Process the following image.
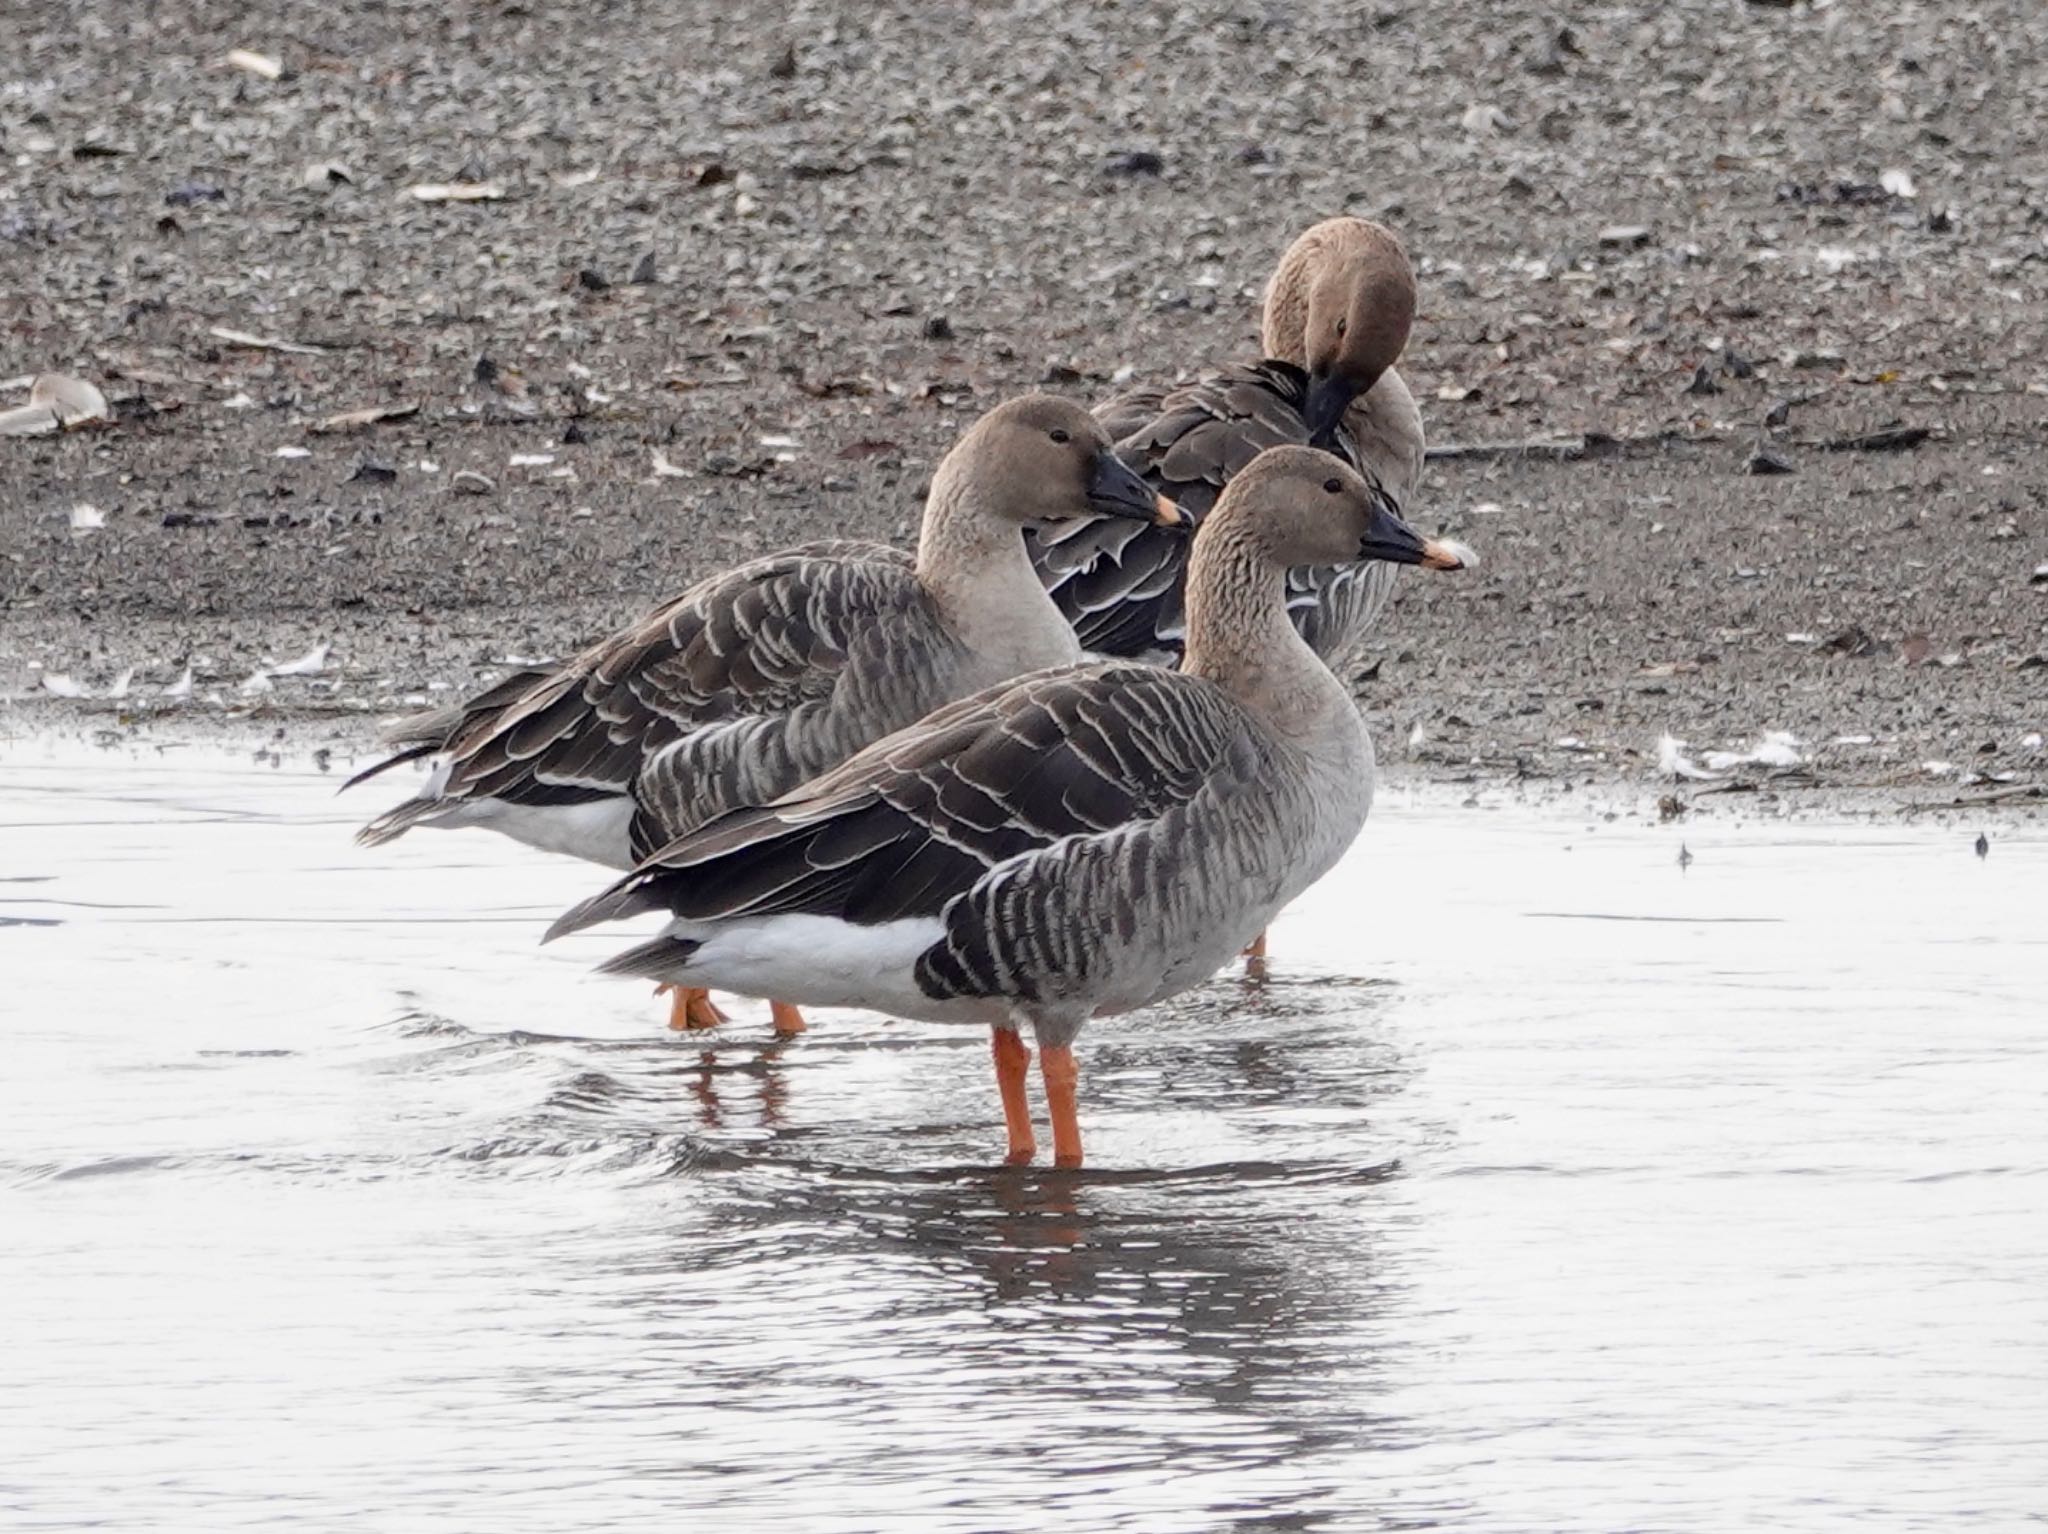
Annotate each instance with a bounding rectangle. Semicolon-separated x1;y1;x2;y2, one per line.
1030;217;1428;663
550;448;1469;1167
351;395;1184;1035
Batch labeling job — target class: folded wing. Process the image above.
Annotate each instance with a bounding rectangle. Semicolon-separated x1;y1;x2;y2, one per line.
552;663;1264;1001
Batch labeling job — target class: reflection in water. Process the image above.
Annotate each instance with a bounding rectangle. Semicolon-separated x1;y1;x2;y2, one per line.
505;976;1423;1531
4;747;2045;1532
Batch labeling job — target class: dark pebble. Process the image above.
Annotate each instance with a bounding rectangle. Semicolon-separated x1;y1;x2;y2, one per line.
1102;150;1165;177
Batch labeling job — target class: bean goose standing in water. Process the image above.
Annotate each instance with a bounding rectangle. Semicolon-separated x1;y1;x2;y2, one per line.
1029;216;1425;664
548;448;1467;1167
350;395;1187;1034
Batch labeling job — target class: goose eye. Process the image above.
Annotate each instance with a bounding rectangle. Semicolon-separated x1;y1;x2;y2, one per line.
1323;477;1342;494
1049;428;1071;444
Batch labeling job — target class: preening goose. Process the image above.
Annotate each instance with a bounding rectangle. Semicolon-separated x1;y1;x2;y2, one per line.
548;447;1467;1167
1030;217;1426;664
351;394;1186;1034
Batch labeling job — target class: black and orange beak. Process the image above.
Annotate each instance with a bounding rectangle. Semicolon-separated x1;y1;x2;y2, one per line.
1087;451;1191;529
1361;497;1467;570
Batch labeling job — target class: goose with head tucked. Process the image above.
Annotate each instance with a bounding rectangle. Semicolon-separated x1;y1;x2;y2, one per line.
350;394;1186;1035
1030;216;1427;665
547;448;1467;1167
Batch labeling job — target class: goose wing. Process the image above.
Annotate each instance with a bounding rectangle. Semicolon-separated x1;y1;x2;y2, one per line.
551;663;1262;1000
354;541;918;844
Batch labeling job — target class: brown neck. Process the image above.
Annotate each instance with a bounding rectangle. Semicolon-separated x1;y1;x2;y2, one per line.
915;471;1080;671
1182;517;1346;743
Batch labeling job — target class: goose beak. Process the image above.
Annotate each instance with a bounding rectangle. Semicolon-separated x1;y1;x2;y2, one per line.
1361;499;1468;570
1303;370;1360;447
1087;451;1191;529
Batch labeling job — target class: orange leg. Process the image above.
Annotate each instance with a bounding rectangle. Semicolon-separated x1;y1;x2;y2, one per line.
656;983;727;1031
1040;1043;1083;1169
769;1000;808;1036
1241;929;1269;978
992;1028;1036;1165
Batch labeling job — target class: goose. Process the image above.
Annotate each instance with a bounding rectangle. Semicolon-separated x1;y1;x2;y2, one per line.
350;394;1187;1035
546;447;1468;1167
1029;216;1425;665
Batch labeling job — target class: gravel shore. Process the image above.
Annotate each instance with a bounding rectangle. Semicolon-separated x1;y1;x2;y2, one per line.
5;0;2044;815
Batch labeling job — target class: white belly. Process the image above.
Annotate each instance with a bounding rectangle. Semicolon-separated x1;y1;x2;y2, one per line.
656;913;1008;1025
435;795;635;869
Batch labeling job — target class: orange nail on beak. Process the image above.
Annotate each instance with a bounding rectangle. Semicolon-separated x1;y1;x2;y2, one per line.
1419;536;1478;572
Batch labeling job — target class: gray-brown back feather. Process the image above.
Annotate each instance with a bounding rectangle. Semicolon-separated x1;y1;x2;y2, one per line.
551;663;1317;1011
354;540;951;855
1028;361;1406;661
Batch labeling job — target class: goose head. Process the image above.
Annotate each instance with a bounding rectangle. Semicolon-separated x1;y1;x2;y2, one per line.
1260;218;1417;446
937;395;1189;531
1214;447;1468;571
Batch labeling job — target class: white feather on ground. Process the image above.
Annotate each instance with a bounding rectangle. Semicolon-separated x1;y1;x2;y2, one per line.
1663;730;1805;779
1657;733;1721;781
1701;731;1805;772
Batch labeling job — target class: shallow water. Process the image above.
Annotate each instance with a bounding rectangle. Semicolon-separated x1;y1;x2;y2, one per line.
4;743;2043;1532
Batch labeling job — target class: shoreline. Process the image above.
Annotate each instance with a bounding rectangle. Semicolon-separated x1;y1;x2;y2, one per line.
5;698;2038;828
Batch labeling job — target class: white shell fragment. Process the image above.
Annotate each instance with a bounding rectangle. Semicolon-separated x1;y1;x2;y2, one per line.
313;402;419;434
404;182;506;203
301;161;353;191
267;642;330;677
225;48;283;80
210;326;328;356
